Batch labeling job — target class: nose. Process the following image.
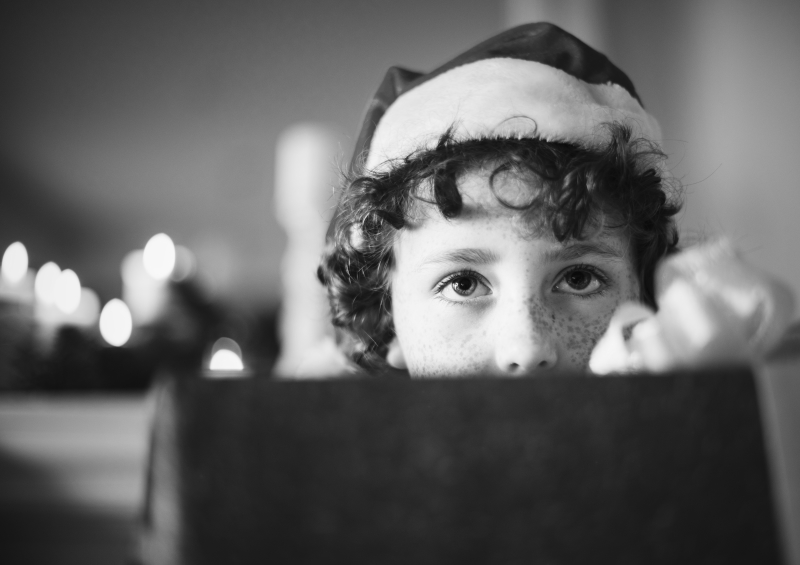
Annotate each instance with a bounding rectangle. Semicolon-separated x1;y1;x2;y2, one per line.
493;303;558;375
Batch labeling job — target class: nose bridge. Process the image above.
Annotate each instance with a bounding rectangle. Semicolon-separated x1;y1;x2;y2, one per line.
494;293;558;374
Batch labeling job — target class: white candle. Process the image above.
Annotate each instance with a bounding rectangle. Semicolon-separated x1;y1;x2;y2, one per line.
0;243;34;385
35;265;101;348
121;241;173;327
121;234;177;327
34;262;63;347
273;124;339;377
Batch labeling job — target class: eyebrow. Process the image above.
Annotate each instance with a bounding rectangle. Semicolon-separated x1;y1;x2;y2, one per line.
422;248;499;266
544;241;625;263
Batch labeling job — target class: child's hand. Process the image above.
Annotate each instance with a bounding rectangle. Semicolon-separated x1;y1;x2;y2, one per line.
589;239;796;374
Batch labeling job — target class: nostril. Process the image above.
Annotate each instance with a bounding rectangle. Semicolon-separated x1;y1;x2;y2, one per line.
496;339;558;375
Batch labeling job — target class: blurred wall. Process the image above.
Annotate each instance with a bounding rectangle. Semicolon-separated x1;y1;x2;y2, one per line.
0;0;503;309
2;1;799;310
609;0;800;297
508;0;800;300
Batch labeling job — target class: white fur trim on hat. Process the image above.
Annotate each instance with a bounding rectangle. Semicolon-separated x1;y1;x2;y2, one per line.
365;58;662;171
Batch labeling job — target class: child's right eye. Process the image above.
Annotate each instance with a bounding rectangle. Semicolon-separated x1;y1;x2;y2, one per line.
436;271;491;302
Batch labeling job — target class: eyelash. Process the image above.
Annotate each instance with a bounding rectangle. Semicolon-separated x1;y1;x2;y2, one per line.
433;264;610;303
433;269;489;299
554;264;610;298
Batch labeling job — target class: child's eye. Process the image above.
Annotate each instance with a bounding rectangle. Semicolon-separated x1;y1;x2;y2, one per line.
436;271;491;301
553;266;607;296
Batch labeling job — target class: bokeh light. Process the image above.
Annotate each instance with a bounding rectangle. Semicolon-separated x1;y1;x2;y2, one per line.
34;262;61;304
99;299;133;347
209;349;244;371
209;337;244;371
75;288;101;327
2;242;28;284
170;245;196;282
143;233;176;280
55;269;81;314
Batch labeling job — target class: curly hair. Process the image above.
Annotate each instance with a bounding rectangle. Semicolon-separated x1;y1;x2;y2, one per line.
318;123;682;369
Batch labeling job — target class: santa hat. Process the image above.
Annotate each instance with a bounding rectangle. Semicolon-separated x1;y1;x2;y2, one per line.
352;22;662;172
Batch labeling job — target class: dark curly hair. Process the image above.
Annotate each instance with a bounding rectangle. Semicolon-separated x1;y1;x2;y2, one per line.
318;123;682;369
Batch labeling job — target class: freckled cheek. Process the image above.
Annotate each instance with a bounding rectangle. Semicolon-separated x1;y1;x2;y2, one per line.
558;316;610;368
398;308;488;378
443;329;488;376
554;297;630;369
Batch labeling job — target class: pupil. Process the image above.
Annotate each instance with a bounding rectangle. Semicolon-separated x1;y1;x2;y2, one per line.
453;277;474;294
567;271;591;290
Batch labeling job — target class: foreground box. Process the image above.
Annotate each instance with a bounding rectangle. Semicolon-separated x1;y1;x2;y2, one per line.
140;369;785;564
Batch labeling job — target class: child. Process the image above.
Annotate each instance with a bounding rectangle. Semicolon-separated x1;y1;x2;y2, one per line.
317;23;788;377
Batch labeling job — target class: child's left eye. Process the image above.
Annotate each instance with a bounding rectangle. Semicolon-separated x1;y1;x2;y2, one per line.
553;266;606;295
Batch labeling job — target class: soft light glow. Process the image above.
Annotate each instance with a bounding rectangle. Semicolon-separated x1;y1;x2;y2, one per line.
99;299;133;347
34;262;61;304
143;233;176;280
55;269;81;314
2;242;28;284
208;337;244;372
121;249;168;326
74;288;101;327
209;349;244;371
170;245;196;282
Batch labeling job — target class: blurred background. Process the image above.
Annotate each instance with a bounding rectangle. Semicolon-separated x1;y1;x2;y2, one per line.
1;0;799;384
0;0;799;562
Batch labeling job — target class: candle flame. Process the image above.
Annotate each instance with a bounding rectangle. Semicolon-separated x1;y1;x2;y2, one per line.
2;242;28;284
209;349;244;371
143;233;176;280
34;262;61;305
208;337;245;372
55;269;81;314
99;299;133;347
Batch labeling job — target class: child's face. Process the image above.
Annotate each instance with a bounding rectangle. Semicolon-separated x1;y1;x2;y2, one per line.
387;170;640;377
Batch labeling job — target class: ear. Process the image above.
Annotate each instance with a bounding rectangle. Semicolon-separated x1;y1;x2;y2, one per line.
385;337;407;370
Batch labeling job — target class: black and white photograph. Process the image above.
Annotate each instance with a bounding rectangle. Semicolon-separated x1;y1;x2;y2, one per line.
0;1;799;563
